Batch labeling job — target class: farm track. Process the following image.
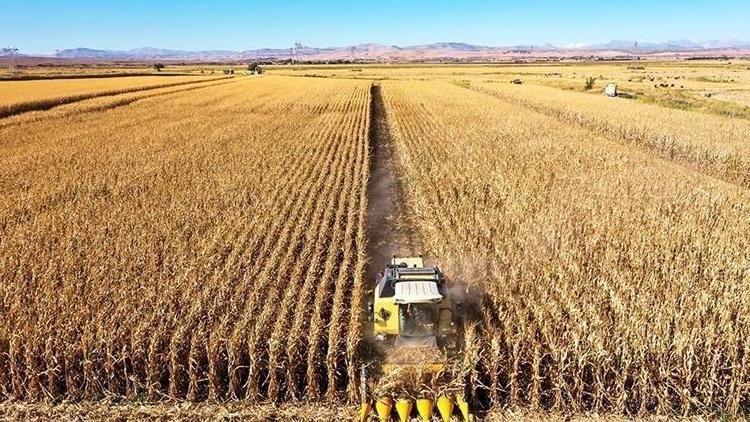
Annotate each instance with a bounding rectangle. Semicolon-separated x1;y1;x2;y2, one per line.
356;83;425;401
364;84;417;284
0;76;233;119
361;82;490;412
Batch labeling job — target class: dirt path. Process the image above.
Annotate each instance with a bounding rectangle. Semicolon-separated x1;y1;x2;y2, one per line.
365;83;416;282
360;83;478;411
360;83;421;377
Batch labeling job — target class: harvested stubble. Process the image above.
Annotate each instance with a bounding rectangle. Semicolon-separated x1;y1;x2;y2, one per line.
0;401;355;421
0;76;371;403
382;80;750;416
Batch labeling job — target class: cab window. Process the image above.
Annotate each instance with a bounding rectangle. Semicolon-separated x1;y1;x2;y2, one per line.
398;303;436;337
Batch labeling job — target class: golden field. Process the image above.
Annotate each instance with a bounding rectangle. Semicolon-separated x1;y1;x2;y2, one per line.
1;75;370;403
0;74;229;118
382;79;750;415
269;60;750;118
1;62;749;419
470;81;750;188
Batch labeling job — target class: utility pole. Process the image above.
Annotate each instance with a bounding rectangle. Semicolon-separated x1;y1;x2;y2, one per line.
5;46;19;74
293;41;303;64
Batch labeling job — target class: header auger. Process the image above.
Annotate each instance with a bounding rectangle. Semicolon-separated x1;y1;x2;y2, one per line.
360;256;472;421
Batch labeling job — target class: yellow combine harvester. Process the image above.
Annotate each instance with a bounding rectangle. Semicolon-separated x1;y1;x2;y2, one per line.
361;256;470;421
371;256;461;360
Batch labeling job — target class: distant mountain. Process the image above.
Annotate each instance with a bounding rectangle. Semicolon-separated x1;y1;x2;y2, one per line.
55;47;245;60
701;39;750;49
48;39;750;62
55;48;119;59
405;42;492;51
586;39;750;51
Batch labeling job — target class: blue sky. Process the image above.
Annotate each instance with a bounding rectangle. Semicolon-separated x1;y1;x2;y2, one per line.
2;0;749;54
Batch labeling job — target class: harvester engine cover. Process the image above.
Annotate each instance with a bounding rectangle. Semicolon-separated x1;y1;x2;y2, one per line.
370;256;461;350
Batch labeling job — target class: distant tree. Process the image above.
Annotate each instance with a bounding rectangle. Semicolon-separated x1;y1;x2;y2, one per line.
153;63;165;72
584;76;597;90
247;62;263;74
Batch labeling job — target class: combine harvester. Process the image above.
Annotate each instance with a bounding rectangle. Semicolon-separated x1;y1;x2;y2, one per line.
360;256;472;421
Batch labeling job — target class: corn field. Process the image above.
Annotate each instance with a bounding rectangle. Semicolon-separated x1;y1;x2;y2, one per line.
0;76;371;404
1;70;750;418
471;81;750;188
382;80;750;416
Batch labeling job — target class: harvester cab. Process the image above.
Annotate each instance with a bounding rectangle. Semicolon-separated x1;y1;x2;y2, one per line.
369;256;462;356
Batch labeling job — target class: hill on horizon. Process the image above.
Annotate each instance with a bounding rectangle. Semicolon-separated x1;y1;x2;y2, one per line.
21;39;750;62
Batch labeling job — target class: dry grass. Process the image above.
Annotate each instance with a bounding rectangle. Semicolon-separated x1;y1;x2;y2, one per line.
267;61;750;122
